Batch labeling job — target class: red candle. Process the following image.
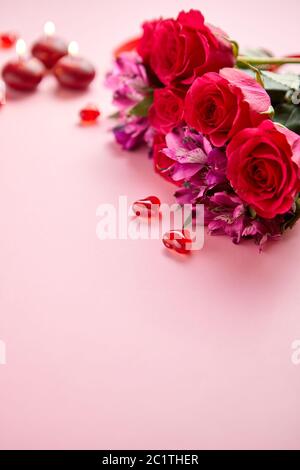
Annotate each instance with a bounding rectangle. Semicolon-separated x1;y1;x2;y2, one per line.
53;41;96;90
1;39;45;91
31;22;68;69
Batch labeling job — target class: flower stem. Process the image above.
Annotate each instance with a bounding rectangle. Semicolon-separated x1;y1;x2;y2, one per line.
237;56;300;66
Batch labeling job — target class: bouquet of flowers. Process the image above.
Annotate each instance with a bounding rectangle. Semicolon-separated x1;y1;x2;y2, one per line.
106;9;300;248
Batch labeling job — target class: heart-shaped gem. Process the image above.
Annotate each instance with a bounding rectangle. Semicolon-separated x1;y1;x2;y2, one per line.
79;104;100;124
132;196;161;217
162;229;193;254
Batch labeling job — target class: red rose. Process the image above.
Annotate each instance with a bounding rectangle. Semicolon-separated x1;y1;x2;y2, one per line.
138;10;235;86
149;87;184;134
185;68;272;147
137;20;160;64
227;121;300;219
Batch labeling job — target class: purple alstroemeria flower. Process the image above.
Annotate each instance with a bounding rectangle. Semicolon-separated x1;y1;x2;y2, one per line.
174;180;206;205
206;192;247;244
242;219;282;248
162;127;220;183
207;192;283;248
206;149;228;186
106;52;149;111
113;117;149;151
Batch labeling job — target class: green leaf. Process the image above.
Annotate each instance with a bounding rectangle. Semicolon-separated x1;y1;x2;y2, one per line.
249;206;257;219
109;110;121;119
274;103;300;134
241;68;293;104
261;71;300;91
128;94;153;117
262;71;300;106
283;213;300;231
241;48;274;70
261;105;275;118
282;196;300;231
230;40;239;58
183;212;193;229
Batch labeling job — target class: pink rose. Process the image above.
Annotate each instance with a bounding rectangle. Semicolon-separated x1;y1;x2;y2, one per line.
149;87;184;134
138;10;235;86
185;68;272;147
227;120;300;219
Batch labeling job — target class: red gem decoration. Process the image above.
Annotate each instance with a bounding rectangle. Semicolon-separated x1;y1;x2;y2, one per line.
79;104;100;124
132;196;161;217
162;229;193;255
0;33;18;49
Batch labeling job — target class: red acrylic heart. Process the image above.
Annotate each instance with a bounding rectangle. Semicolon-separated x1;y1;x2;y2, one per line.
132;196;161;217
162;229;193;254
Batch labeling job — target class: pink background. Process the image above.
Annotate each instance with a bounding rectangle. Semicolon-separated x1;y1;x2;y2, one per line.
1;0;300;450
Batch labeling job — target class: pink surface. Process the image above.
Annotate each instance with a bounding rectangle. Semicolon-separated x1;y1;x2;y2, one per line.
1;0;300;451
